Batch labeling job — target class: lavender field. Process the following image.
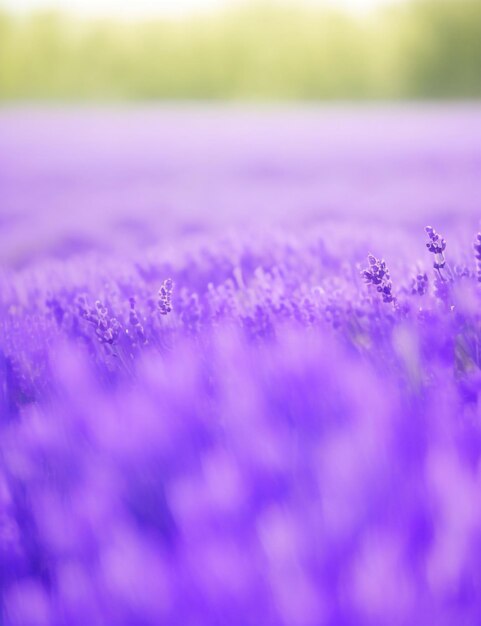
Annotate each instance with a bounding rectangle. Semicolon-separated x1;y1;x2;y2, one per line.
2;106;481;626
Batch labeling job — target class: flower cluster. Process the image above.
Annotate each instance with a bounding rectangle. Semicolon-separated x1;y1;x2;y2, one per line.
361;254;395;303
425;225;447;270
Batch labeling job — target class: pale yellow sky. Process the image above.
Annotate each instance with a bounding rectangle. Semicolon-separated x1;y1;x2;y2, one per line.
4;0;400;19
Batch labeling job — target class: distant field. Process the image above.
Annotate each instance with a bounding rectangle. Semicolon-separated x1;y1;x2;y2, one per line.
1;105;480;265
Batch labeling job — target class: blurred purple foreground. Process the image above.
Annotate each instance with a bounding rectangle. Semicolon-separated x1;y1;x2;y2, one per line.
1;107;481;626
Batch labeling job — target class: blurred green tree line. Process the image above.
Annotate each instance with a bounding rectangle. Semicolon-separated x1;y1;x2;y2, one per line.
0;0;480;100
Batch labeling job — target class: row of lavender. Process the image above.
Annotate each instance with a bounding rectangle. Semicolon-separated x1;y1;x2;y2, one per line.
2;223;481;625
2;225;481;390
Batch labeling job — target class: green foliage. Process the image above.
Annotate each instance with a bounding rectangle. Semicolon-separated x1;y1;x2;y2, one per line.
0;0;480;100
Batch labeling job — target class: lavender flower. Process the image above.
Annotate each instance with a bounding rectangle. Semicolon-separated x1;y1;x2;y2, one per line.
94;300;120;345
127;296;147;345
474;233;481;282
425;225;447;270
362;254;395;303
425;226;454;304
158;278;173;316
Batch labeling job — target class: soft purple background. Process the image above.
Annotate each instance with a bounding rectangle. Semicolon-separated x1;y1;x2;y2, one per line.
1;105;481;266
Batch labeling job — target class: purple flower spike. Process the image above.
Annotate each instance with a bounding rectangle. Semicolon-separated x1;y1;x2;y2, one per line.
128;296;146;344
474;233;481;282
362;254;395;303
425;225;446;270
158;278;174;315
94;301;119;345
